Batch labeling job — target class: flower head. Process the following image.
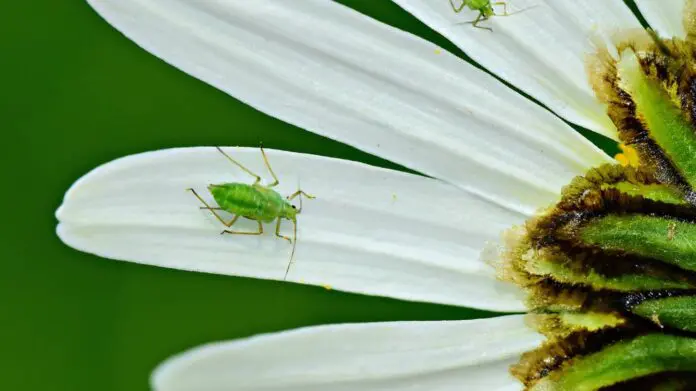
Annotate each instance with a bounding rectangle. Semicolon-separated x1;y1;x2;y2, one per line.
57;0;696;389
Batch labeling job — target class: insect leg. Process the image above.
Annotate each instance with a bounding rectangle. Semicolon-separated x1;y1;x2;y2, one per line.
187;188;240;227
260;146;280;188
470;12;493;31
216;146;262;185
448;0;467;13
283;218;298;281
496;3;538;18
286;190;316;200
493;1;508;16
287;190;316;213
221;220;264;236
275;217;292;243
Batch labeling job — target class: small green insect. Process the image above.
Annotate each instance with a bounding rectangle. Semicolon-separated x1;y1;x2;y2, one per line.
449;0;509;31
187;147;314;280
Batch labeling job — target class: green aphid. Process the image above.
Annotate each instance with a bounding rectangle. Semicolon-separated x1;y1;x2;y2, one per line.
187;147;314;280
449;0;508;31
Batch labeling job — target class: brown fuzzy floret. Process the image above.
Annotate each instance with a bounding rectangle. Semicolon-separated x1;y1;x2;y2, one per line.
511;327;641;387
588;33;696;202
495;164;696;299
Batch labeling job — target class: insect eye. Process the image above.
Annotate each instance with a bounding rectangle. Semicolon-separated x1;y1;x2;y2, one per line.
291;205;297;209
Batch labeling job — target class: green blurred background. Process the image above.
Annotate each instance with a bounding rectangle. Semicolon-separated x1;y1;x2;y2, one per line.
3;1;635;390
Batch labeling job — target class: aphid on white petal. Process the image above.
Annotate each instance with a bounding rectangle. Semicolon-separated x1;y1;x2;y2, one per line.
449;0;507;30
449;0;533;31
187;147;315;280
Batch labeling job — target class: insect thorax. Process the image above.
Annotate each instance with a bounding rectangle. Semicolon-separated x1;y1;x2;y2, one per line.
208;182;291;222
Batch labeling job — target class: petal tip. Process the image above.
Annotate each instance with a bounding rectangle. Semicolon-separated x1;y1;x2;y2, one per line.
149;342;225;391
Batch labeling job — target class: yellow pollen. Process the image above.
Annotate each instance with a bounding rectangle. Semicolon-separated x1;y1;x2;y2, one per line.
614;144;640;167
321;284;333;290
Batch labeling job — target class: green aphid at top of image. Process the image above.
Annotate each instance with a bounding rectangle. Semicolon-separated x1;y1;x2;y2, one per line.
449;0;505;30
448;0;531;31
187;147;314;281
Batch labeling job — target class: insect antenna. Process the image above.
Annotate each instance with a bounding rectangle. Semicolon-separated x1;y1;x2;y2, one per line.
496;3;538;18
448;0;466;13
298;177;304;212
215;146;262;184
283;219;297;281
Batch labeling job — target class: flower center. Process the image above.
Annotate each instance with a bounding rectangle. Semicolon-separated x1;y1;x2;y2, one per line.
501;31;696;390
614;144;640;167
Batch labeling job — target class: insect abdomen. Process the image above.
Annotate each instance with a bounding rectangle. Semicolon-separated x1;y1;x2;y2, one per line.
209;183;282;222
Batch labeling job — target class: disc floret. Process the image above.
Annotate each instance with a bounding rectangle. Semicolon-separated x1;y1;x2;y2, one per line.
500;21;696;389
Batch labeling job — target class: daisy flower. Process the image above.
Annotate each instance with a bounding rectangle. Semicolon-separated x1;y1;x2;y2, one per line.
56;0;696;389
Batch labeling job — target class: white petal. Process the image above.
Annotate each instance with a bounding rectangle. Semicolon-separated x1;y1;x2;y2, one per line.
87;0;612;215
56;147;528;311
152;315;541;391
393;0;642;138
635;0;687;38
